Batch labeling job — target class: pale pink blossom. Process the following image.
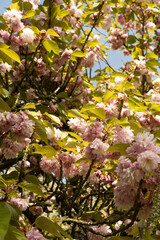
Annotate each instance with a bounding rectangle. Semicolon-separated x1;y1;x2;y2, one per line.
115;156;144;185
26;228;47;240
3;136;23;159
3;9;22;24
87;225;112;240
34;57;48;76
40;156;60;177
114;183;137;210
85;138;109;162
0;62;12;75
137;150;160;172
84;51;98;68
68;118;88;132
10;197;28;211
115;76;125;84
101;16;112;30
81;121;104;142
145;21;156;29
20;28;35;43
112;125;134;144
11;111;34;140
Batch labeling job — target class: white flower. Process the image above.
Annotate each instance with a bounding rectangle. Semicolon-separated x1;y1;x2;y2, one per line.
115;76;125;84
0;62;12;75
21;28;35;43
134;131;154;147
137;150;160;172
3;9;22;23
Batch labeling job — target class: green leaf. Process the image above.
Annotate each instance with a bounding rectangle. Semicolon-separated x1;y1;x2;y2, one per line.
28;26;39;34
0;51;13;66
127;35;136;44
18;181;44;197
144;232;154;240
0;202;11;240
25;174;40;185
87;41;100;47
30;118;48;144
21;103;36;110
4;225;27;240
80;103;96;112
124;82;135;90
56;91;68;99
107;143;130;155
35;216;73;240
146;52;158;59
33;144;57;158
22;10;35;19
104;90;114;101
0;48;21;64
146;59;160;67
57;9;69;18
10;2;20;10
43;39;59;55
64;142;82;150
72;50;86;57
68;109;87;119
2;171;18;182
88;108;106;120
0;43;9;49
47;29;60;38
68;132;83;141
0;97;11;112
23;2;32;10
35;216;62;237
44;112;61;125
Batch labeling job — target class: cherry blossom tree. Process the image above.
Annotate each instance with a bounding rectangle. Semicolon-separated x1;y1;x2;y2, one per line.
0;0;160;239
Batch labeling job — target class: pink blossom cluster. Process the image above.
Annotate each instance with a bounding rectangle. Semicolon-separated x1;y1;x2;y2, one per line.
134;59;154;83
96;102;119;119
54;49;73;69
87;224;112;240
115;156;144;185
83;51;98;68
34;57;48;76
85;138;109;163
0;30;10;44
68;118;88;132
0;111;34;159
108;28;128;50
112;125;134;144
3;9;24;32
40;154;78;179
40;156;60;177
101;16;112;30
81;121;104;142
135;111;160;130
114;183;138;210
114;131;160;211
66;1;83;19
10;197;28;212
3;136;23;159
11;111;34;140
26;228;47;240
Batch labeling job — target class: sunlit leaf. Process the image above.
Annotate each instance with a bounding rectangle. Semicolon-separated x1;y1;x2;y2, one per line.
0;202;11;240
43;39;59;55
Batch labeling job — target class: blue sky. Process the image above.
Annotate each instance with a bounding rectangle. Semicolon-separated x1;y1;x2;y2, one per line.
0;0;130;72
